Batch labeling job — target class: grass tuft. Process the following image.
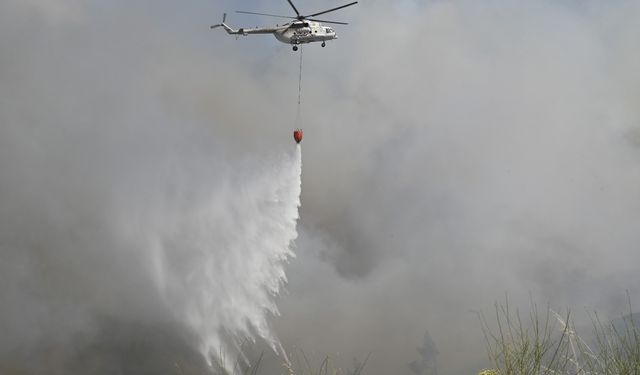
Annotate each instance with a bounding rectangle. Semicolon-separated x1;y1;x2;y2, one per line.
479;294;640;375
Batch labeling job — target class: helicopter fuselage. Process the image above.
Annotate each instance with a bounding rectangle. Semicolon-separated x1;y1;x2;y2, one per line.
211;0;356;50
275;21;337;45
213;19;338;48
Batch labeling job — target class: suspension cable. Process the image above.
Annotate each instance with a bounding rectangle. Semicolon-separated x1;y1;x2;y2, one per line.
295;46;303;127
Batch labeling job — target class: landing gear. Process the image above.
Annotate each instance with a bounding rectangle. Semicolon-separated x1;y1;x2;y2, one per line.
293;45;298;51
321;42;326;47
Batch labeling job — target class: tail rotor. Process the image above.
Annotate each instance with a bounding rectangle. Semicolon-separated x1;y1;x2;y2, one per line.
210;13;227;29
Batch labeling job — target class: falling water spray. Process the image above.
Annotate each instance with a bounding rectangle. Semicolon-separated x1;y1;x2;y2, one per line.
149;144;303;371
0;128;303;374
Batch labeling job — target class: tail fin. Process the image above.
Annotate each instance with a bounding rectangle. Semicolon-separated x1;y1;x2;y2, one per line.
210;13;238;34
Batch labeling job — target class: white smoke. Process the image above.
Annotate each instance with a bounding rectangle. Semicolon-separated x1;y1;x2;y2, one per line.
0;1;307;371
6;0;640;373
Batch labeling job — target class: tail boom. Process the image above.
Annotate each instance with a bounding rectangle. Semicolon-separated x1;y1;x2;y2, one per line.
210;13;280;36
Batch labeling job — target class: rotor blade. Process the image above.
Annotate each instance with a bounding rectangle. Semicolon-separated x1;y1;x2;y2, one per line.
307;1;357;18
236;11;296;19
286;0;301;17
306;18;348;25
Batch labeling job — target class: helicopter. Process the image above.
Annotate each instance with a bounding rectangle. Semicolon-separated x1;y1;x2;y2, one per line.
211;0;358;51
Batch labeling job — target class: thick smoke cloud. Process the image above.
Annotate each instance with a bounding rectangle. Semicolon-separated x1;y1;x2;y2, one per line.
279;1;640;374
2;0;640;374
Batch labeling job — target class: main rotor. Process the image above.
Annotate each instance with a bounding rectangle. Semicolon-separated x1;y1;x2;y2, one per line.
236;0;358;25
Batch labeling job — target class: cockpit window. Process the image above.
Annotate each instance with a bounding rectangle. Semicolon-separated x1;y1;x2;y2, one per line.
325;28;333;33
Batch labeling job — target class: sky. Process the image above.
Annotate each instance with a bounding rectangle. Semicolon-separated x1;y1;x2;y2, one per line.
2;0;640;374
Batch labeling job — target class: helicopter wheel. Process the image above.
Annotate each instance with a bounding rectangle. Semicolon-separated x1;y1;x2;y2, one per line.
321;42;326;47
293;45;298;51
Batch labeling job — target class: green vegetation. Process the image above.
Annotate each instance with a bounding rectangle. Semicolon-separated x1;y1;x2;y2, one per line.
479;300;573;374
583;310;640;374
479;296;640;375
